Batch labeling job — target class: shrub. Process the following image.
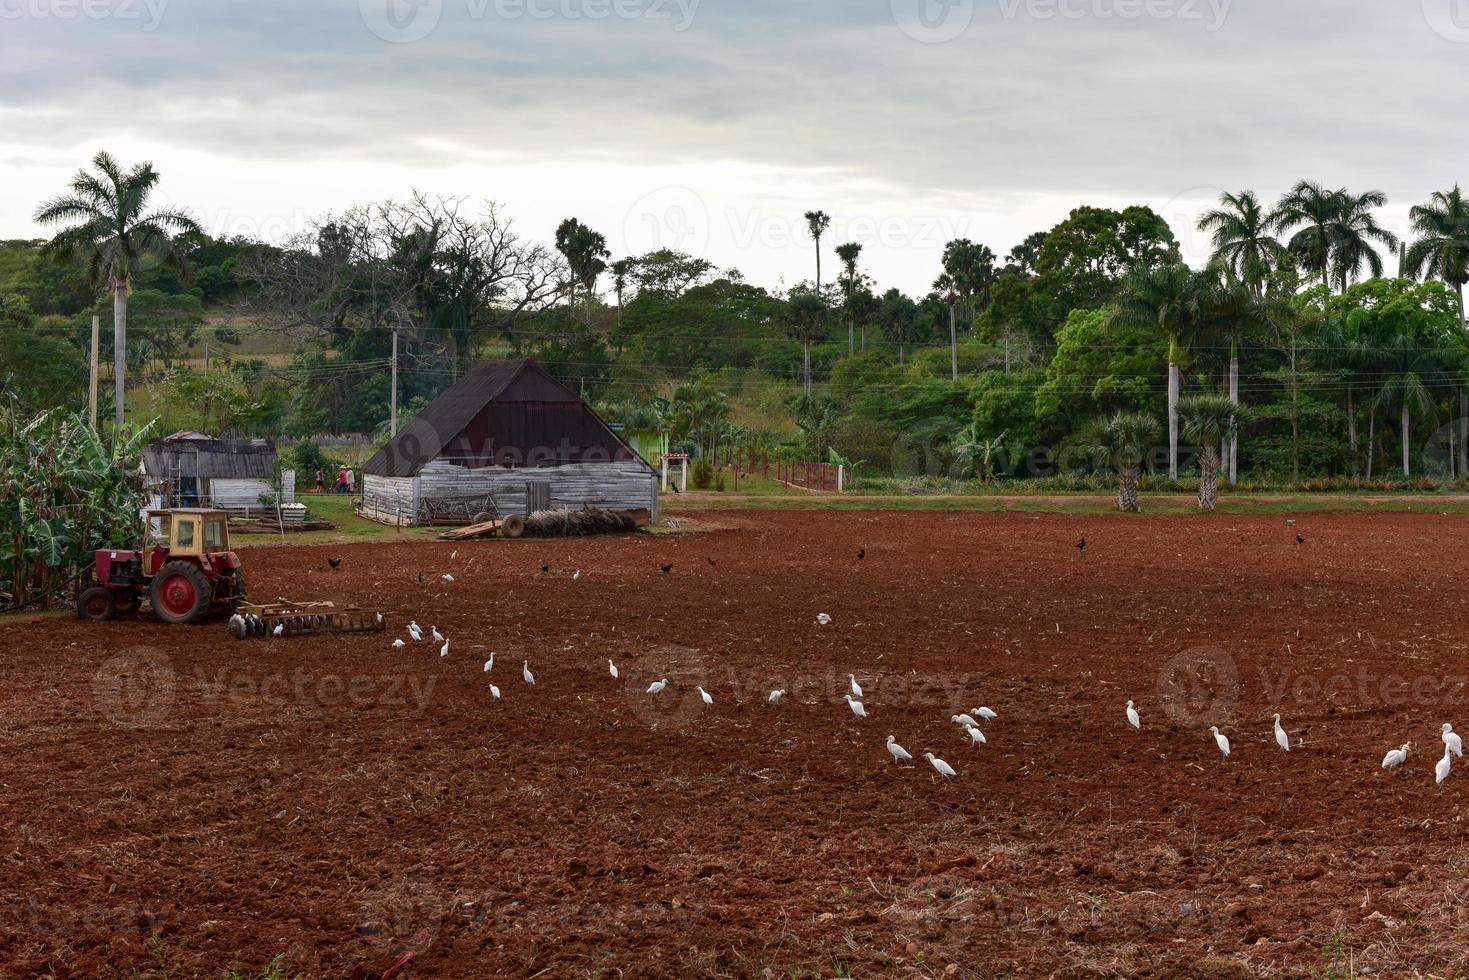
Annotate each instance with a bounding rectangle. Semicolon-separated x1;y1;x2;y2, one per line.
691;457;713;489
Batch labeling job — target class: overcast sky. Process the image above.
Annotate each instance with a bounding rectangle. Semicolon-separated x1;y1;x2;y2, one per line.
3;0;1467;294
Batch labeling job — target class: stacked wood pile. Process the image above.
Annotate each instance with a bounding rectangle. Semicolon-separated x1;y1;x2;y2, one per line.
520;508;641;538
230;516;337;534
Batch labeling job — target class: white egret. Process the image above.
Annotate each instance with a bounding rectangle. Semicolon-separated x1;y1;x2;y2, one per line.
647;678;669;695
924;752;957;778
489;684;500;699
523;661;535;685
951;713;979;729
1273;713;1290;752
1381;743;1410;771
1438;748;1453;785
972;707;998;721
573;569;581;581
483;653;494;672
439;639;450;658
817;613;832;626
1444;724;1463;759
768;689;786;704
845;694;867;718
608;659;618;679
1210;726;1231;758
886;735;912;763
850;674;864;698
272;622;284;637
698;686;714;705
966;726;986;745
392;639;405;650
1125;700;1141;730
442;574;454;583
408;623;422;642
431;626;445;644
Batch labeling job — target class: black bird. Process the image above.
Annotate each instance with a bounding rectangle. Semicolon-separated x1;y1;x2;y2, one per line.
1076;538;1087;553
328;557;341;570
857;548;865;561
541;564;550;574
660;563;674;574
1296;534;1306;545
707;557;716;566
669;483;681;494
417;572;425;587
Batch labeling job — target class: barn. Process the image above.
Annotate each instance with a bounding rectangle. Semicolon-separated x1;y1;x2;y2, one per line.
141;431;295;513
359;359;659;526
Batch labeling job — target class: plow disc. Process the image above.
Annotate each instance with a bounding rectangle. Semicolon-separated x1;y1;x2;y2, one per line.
230;600;386;639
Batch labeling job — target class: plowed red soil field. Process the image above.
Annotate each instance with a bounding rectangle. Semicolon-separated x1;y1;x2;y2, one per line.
5;510;1469;979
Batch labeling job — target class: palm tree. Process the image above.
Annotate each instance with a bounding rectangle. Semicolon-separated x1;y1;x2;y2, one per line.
1178;395;1242;510
1005;232;1047;276
850;286;880;352
1198;190;1286;295
1330;190;1400;293
878;288;919;363
610;258;634;330
1090;412;1161;512
835;242;863;355
933;272;960;381
787;291;828;398
1376;329;1446;477
941;238;998;343
1110;263;1211;480
34;151;202;428
804;211;831;293
1270;180;1340;292
1406;186;1469;472
554;218;610;326
1405;186;1469;322
1197;276;1274;483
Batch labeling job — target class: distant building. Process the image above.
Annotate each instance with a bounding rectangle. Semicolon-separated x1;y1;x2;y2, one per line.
141;431;294;513
360;359;659;526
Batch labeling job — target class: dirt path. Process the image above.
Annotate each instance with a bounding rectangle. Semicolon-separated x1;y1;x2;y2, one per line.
3;511;1468;978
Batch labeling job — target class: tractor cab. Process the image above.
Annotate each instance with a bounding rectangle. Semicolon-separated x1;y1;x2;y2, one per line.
78;508;246;624
143;509;232;575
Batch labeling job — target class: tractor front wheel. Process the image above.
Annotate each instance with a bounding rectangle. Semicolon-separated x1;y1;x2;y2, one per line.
150;561;213;624
77;586;119;622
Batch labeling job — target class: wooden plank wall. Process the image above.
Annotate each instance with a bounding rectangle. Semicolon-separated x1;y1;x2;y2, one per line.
361;461;659;526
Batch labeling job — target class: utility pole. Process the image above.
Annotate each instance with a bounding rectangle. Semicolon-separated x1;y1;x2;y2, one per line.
114;280;126;429
390;328;399;437
88;315;99;428
204;341;210;373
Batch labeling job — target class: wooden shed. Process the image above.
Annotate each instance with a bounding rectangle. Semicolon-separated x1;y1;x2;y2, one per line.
141;431;294;513
360;360;659;526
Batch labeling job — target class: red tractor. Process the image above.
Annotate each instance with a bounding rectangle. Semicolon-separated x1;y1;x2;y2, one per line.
77;508;248;624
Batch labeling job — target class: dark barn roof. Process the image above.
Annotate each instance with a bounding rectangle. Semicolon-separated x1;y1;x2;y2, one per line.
142;437;278;480
363;359;652;478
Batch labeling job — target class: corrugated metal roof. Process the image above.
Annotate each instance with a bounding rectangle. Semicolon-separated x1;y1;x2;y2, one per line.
142;438;278;479
363;359;654;478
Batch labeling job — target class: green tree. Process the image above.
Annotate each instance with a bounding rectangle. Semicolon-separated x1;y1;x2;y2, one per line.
1405;185;1469;321
33;151;203;427
554;218;610;327
1110;263;1212;480
1179;395;1242;510
835;242;863;355
1198;190;1287;294
1089;411;1161;512
787;291;829;398
804;211;831;293
877;288;920;364
1037;307;1166;426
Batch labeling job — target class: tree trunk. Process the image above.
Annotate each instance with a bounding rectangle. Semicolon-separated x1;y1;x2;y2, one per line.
848;313;855;356
803;340;812;398
948;304;958;382
1401;401;1411;477
1118;465;1141;513
113;280;127;429
1366;412;1375;480
1460;390;1467;480
1198;445;1220;510
1228;342;1239;484
1346;387;1358;479
1167;359;1180;481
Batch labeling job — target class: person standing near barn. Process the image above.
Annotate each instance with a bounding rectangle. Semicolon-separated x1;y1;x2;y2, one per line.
336;465;349;495
345;467;355;496
314;468;326;493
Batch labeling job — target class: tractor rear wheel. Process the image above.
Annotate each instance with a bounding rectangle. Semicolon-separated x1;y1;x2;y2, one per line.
151;561;213;624
77;586;119;622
